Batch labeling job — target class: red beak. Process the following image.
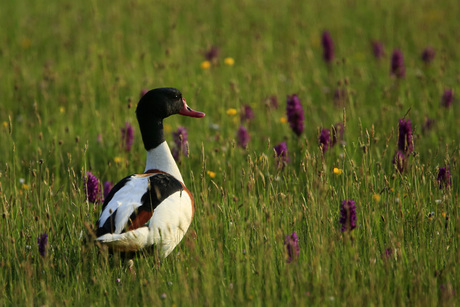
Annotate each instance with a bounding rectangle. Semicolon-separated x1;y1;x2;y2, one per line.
179;98;205;118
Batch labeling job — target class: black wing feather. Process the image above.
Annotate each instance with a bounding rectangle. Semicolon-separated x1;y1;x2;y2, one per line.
126;173;183;228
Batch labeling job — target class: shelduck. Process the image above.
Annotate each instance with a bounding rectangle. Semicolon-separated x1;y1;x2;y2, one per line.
95;88;205;257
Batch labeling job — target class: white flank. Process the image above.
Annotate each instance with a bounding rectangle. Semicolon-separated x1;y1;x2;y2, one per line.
144;141;184;183
148;191;193;257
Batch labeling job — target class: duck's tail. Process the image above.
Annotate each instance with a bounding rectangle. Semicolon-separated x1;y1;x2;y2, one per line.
95;228;150;252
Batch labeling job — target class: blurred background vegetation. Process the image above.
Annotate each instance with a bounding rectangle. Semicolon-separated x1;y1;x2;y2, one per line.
0;0;459;305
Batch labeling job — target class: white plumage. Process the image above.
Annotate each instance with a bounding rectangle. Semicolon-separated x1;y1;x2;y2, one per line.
94;87;204;257
96;183;193;257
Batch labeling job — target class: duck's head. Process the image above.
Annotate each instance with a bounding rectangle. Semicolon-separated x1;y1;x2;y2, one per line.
136;88;205;150
137;88;205;120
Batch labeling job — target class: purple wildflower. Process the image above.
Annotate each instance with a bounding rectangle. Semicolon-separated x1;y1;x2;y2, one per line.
140;88;149;98
286;94;305;136
284;232;300;263
171;147;180;161
85;172;102;203
437;166;452;189
372;41;385;59
390;49;406;78
392;119;413;173
334;88;347;107
172;126;188;161
37;233;48;257
274;142;289;168
439;284;455;300
268;95;279;109
421;47;435;64
204;46;220;61
384;248;393;259
121;122;134;152
392;150;406;173
236;126;250;149
332;123;345;146
319;129;331;153
321;31;334;63
397;119;414;153
241;104;254;122
339;200;357;232
103;181;113;199
441;89;453;108
422;116;434;134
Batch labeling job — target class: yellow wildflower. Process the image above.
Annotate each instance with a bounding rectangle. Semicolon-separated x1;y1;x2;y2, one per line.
441;212;446;218
201;61;211;69
21;37;31;49
2;121;8;128
59;107;65;113
114;156;123;163
280;117;287;123
259;153;268;163
224;57;235;66
427;212;434;221
22;184;30;190
310;36;320;48
372;193;381;202
207;170;216;178
226;108;237;116
164;123;172;133
333;167;343;175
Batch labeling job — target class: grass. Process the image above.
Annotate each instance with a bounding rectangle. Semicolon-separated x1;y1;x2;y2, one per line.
1;0;459;305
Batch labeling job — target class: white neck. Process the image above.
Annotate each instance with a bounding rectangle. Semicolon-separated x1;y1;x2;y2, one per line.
144;141;184;183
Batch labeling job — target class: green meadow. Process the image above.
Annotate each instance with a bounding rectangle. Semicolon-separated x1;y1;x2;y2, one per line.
1;0;459;305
